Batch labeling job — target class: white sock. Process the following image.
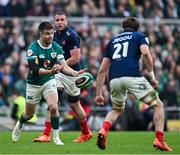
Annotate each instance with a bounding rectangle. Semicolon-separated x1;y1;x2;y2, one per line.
52;129;59;140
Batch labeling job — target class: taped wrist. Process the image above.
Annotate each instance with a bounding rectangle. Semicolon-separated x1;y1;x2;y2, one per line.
148;71;155;80
72;71;78;77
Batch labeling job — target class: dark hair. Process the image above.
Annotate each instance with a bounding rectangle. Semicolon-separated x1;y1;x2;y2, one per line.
122;17;140;31
54;11;67;18
38;21;54;32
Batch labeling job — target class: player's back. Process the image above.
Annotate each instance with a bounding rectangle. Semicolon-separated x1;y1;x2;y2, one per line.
104;31;148;80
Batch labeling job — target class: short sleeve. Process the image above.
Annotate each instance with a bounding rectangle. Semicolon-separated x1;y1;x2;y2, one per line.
69;34;80;50
53;42;65;62
57;54;64;62
26;43;38;61
139;33;149;45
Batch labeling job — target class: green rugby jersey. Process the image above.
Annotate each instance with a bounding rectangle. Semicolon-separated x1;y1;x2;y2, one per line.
26;40;64;85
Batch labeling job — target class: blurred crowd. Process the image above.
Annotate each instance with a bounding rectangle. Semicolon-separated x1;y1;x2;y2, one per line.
0;0;180;18
0;0;179;130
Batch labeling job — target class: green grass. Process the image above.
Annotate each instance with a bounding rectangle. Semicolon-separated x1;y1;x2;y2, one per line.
0;131;179;154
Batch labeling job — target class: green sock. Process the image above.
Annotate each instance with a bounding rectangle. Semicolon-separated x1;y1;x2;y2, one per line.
50;116;59;129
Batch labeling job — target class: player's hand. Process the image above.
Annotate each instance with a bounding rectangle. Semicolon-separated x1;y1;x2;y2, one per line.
51;64;62;74
149;78;159;89
78;68;87;75
95;95;105;105
72;68;87;76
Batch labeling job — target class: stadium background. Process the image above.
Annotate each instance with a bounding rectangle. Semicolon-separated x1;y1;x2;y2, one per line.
0;0;179;132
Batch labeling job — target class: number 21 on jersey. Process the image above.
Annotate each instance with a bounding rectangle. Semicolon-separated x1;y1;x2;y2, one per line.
112;42;129;59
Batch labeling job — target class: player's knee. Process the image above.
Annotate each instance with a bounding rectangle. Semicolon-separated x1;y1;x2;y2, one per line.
67;94;80;103
49;105;58;115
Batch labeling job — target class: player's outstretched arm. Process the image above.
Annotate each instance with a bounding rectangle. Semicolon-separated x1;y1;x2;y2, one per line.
60;59;85;77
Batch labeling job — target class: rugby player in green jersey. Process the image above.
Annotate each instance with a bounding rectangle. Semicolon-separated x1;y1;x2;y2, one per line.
12;21;84;145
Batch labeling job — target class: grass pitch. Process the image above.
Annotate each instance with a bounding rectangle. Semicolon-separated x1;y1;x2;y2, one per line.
0;131;179;154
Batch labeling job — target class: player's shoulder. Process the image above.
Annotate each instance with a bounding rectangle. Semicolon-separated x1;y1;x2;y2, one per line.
66;26;79;38
54;30;58;36
26;41;38;57
28;40;38;49
52;41;62;49
135;32;149;43
134;31;146;37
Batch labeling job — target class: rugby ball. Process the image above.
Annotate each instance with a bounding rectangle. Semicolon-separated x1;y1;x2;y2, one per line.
75;72;94;89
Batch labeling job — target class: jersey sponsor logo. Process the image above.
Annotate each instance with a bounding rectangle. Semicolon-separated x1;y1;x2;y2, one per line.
138;84;147;90
44;60;50;67
39;54;45;59
27;49;33;57
112;35;132;44
51;52;57;59
66;31;71;36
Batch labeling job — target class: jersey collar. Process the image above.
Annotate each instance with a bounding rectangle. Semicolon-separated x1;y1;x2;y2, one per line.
57;26;69;34
37;40;52;49
124;28;136;32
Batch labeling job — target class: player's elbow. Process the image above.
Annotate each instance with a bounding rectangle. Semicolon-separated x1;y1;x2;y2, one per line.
71;57;80;63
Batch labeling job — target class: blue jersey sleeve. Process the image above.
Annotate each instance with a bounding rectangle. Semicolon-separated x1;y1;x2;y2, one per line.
139;33;149;45
69;34;80;50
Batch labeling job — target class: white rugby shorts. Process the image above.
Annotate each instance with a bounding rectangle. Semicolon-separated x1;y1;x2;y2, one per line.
110;77;159;109
26;79;57;104
55;72;80;96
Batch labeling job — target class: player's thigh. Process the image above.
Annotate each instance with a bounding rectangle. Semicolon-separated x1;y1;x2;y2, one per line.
125;77;159;106
26;83;42;104
46;93;59;109
42;79;58;106
110;78;127;109
55;73;64;89
55;73;80;96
